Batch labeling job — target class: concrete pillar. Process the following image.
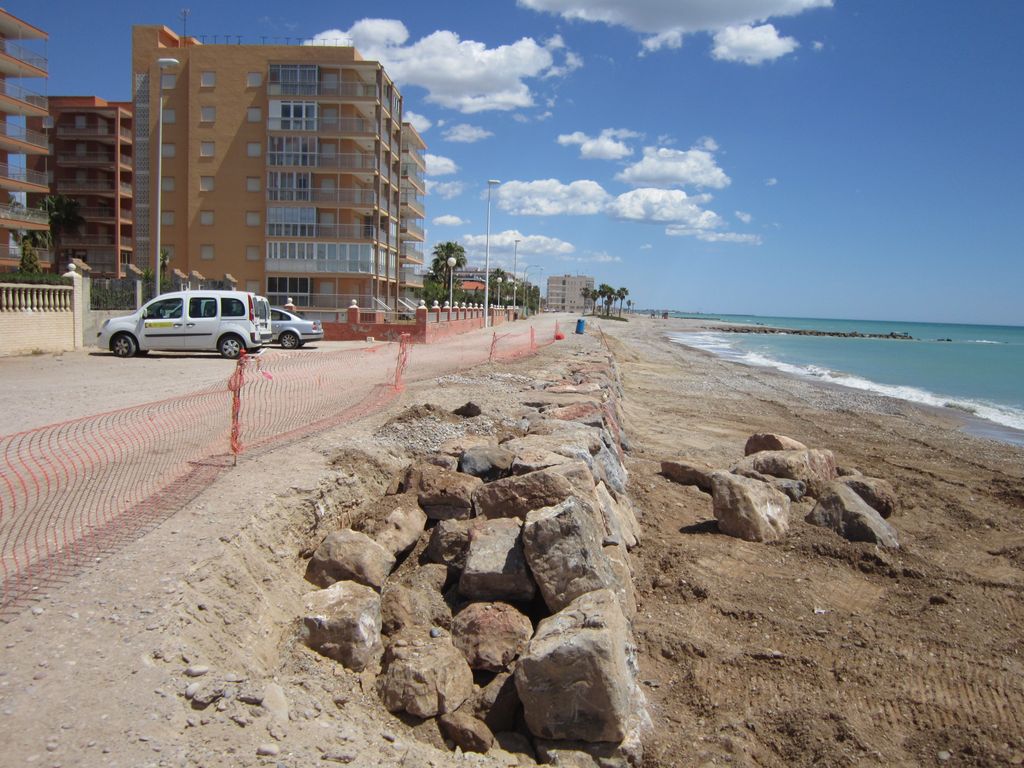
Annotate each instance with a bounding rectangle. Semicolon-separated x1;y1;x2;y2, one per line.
347;299;360;326
64;264;83;350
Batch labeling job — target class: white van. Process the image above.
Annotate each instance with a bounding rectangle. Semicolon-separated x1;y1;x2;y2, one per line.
98;290;273;359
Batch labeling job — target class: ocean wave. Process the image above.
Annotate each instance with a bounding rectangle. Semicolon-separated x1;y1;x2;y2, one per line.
669;333;1024;433
966;339;1003;344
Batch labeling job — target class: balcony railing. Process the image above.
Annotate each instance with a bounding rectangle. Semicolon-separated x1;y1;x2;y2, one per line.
0;245;52;264
401;243;424;261
267;117;377;135
78;206;117;219
400;269;424;287
267;82;378;99
0;80;47;110
0;39;48;72
120;182;133;196
0;161;47;187
266;223;379;239
267;151;378;171
0;202;48;226
56;124;116;138
267;187;378;205
58;152;116;164
401;222;424;239
0;120;47;150
401;164;424;186
265;257;374;275
56;179;116;193
64;233;116;246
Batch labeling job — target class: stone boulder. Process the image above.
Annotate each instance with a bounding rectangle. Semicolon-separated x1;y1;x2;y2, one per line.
603;543;637;620
438;712;494;754
509;446;571;476
772;478;807;502
593;444;628;494
409;463;483;520
805;483;900;548
593;481;639;549
452;602;533;671
380;564;452;634
353;494;427;557
837;476;898;518
732;448;838;497
460;671;521;733
710;472;790;543
306;529;396;591
515;589;635;743
660;459;716;494
473;468;575;520
550;460;598;498
459;445;515;482
522;497;617;613
299;581;382;671
459;519;537;601
377;630;475;718
744;433;808;456
423;518;484;570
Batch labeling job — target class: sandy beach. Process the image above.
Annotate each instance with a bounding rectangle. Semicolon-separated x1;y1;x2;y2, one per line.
1;315;1021;767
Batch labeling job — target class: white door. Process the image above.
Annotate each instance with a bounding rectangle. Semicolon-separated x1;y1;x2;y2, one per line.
139;296;185;350
182;295;221;351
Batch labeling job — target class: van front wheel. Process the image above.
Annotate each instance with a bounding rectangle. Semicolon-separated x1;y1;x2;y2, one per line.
218;335;245;359
111;333;138;358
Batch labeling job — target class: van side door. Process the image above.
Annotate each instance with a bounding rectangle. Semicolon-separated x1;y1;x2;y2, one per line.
182;295;220;351
140;296;185;350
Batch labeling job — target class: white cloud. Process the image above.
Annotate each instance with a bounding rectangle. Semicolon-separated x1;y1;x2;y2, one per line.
765;177;779;186
443;124;494;143
813;40;824;51
667;227;763;244
555;251;622;263
425;180;466;199
712;24;799;65
404;111;432;133
495;179;611;215
607;188;722;230
518;0;832;53
463;229;576;256
696;136;719;152
617;146;731;189
557;128;640;160
735;210;753;223
640;243;653;250
424;153;458;176
306;19;581;114
433;214;466;226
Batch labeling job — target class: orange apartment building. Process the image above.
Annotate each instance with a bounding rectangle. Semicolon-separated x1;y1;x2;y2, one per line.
0;9;49;271
27;97;134;276
132;25;425;310
400;121;426;300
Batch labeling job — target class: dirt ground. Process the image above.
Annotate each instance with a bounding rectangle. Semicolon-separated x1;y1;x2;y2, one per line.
1;314;1022;767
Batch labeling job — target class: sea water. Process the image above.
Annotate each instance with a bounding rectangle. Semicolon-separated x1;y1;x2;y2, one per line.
667;313;1024;445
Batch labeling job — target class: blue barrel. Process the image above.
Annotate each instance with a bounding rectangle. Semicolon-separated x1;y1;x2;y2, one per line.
575;318;586;334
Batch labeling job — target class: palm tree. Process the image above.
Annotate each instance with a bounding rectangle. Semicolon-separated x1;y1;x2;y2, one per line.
580;286;597;315
616;287;629;317
41;195;85;267
429;241;466;282
626;299;633;314
597;283;615;317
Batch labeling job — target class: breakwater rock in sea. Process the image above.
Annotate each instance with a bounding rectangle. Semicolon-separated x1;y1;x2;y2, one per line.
706;325;915;340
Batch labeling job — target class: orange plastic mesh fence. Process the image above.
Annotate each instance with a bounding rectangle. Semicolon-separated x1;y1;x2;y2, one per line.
0;320;562;615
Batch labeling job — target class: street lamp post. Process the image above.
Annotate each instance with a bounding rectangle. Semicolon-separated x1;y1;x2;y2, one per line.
483;179;500;327
496;276;503;310
154;57;180;298
446;255;456;310
511;238;520;315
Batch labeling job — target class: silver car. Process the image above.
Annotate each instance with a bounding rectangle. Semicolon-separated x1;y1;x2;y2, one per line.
270;307;324;349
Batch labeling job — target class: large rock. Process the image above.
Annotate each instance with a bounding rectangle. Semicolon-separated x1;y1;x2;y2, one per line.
381;564;452;634
805;483;900;548
593;481;639;549
306;529;396;591
354;494;427;557
459;445;515;482
744;433;808;456
710;472;790;543
522;497;617;613
452;602;533;671
593;444;628;494
460;518;537;601
406;462;483;520
509;445;571;476
378;630;475;718
660;459;716;494
423;518;484;570
732;449;838;497
550;460;598;498
461;671;521;732
473;468;575;520
837;476;898;518
299;581;382;671
544;401;606;428
438;712;494;754
515;589;635;743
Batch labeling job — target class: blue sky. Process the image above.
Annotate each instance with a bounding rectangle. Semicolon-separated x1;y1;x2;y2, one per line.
15;0;1024;324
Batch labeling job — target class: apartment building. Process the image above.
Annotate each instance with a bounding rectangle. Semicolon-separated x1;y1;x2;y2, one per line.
546;273;594;313
27;97;133;276
399;122;425;299
132;25;422;310
0;9;49;271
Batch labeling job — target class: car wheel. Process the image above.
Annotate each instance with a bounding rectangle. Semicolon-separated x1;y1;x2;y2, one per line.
279;331;300;349
218;334;245;359
111;333;138;358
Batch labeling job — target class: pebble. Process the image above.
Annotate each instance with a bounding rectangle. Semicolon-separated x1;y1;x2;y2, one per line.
185;683;201;699
184;665;210;678
256;744;280;757
382;732;397;743
429;627;444;638
31;607;43;616
938;751;951;761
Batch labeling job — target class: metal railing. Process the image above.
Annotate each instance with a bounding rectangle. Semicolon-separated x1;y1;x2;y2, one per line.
401;222;424;239
266;222;379;239
58;152;116;164
56;124;114;138
64;234;115;246
267;151;378;171
0;245;52;264
0;161;47;187
267;82;378;98
120;182;133;196
0;120;47;149
78;207;117;219
267;116;376;134
0;39;48;71
56;179;115;192
0;80;47;110
265;257;374;276
267;187;377;205
0;202;48;226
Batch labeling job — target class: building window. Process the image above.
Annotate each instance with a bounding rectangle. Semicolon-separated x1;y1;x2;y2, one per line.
246;211;261;227
267;170;312;201
200;176;214;192
161;176;175;192
200;141;215;158
200;71;216;87
247;107;262;123
246;176;261;192
267;136;317;166
246;71;262;87
200;106;216;123
200;210;214;225
161;73;176;89
161;211;174;226
161;143;175;158
270;100;317;130
246;246;260;261
162;108;176;124
246;142;261;158
200;244;214;261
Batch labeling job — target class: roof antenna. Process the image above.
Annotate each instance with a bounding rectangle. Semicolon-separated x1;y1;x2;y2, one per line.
179;8;191;42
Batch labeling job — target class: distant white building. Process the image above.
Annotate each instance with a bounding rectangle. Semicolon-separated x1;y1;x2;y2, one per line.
546;274;594;313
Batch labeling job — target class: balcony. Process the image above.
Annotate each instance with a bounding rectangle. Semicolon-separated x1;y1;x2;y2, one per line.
56;124;128;143
267;151;378;172
79;206;116;220
401;192;425;217
267;116;377;136
0;38;47;77
266;222;379;240
76;250;119;274
266;256;374;275
401;164;424;189
400;268;424;288
64;233;115;246
400;221;424;239
58;151;116;165
400;243;424;264
267;81;378;99
0;117;46;153
56;178;116;195
0;201;48;229
0;244;51;265
0;160;47;192
267;187;377;206
0;79;47;116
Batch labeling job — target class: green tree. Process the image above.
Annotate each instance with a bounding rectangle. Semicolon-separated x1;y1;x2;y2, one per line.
15;228;50;274
487;267;508;307
597;283;615;317
616;286;629;317
41;195;85;265
421;241;467;306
